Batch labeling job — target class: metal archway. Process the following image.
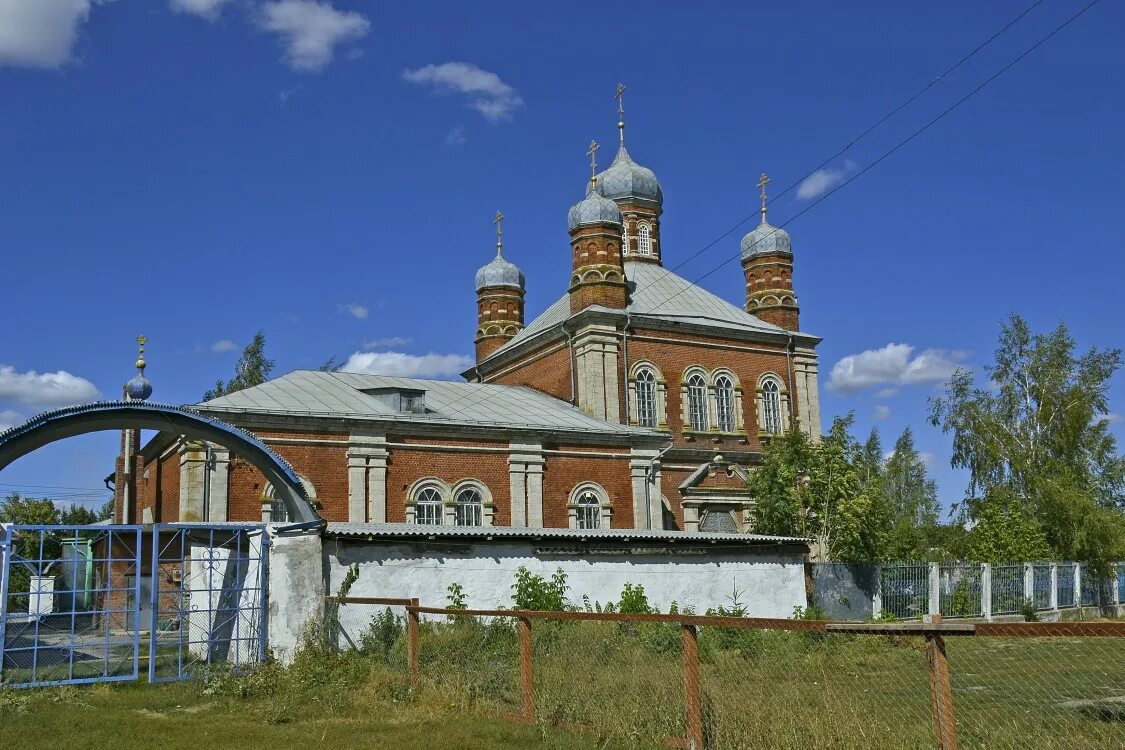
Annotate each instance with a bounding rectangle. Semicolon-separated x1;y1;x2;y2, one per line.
0;401;321;528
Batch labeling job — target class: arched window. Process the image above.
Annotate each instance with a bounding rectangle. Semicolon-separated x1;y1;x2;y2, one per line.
414;486;444;525
638;224;652;256
263;475;316;523
715;375;736;433
761;378;783;435
576;491;601;530
687;372;709;431
636;368;658;427
454;486;483;526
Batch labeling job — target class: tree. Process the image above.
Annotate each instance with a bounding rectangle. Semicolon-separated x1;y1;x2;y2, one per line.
929;314;1125;565
203;330;276;401
883;427;942;560
750;414;888;562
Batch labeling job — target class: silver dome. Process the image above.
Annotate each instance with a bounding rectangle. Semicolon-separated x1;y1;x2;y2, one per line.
740;220;792;259
125;372;153;401
596;145;663;205
475;254;525;291
568;181;623;231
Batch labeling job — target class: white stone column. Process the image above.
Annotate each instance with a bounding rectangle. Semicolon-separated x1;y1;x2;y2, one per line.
179;441;206;523
1049;563;1059;610
629;447;663;530
872;565;883;619
792;347;822;440
573;325;621;421
928;562;940;620
1023;563;1034;606
348;432;388;523
508;442;544;528
981;563;992;621
208;448;231;522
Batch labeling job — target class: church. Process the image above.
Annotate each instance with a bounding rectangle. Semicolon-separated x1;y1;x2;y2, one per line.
113;92;822;538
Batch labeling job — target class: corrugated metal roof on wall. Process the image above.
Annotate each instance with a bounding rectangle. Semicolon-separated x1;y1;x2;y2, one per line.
323;522;808;546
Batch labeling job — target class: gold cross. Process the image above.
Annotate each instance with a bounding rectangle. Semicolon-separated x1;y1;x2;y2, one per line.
758;173;771;220
615;83;626;118
494;210;504;253
136;335;148;369
587;139;599;180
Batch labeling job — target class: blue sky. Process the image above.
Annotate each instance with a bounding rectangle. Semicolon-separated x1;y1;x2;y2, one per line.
1;0;1122;515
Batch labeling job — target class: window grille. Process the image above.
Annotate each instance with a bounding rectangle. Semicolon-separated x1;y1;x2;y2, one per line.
454;487;484;526
687;373;709;431
414;486;443;525
715;375;736;432
761;378;782;434
636;368;658;427
638;224;652;255
576;491;601;530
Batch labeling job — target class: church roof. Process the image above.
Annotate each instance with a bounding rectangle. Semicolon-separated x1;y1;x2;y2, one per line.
486;261;797;360
196;369;659;439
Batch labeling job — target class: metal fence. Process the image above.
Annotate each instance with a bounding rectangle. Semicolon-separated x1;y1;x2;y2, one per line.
0;523;268;689
1058;563;1077;608
991;563;1024;615
880;562;930;619
939;563;982;618
330;596;1125;750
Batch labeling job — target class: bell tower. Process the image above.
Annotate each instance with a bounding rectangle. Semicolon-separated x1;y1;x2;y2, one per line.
474;211;526;362
741;173;800;330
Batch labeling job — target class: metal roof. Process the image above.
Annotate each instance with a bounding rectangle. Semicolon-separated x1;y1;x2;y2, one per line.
489;261;787;357
324;522;808;546
197;369;659;437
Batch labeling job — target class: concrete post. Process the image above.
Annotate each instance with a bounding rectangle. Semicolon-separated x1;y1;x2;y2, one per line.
267;529;325;665
1023;563;1034;607
1074;563;1083;608
981;563;992;621
871;564;883;619
1049;563;1058;610
928;562;941;620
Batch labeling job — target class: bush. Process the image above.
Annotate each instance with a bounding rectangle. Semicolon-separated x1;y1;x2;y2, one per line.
359;607;405;662
511;566;569;611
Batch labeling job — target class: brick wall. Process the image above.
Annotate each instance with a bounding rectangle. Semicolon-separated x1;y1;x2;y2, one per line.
542;447;633;528
385;441;510;524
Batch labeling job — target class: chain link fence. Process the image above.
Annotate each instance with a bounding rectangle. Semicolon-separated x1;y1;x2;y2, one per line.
329;598;1124;749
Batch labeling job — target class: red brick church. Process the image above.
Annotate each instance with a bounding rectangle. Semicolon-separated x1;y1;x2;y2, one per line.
114;98;821;535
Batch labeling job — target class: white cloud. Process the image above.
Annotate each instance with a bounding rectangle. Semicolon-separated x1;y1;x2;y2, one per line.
169;0;231;20
211;339;238;353
363;336;412;350
796;160;858;200
876;387;899;399
444;125;466;146
919;452;937;469
0;409;22;431
339;302;369;320
0;364;100;408
257;0;369;72
342;351;473;379
402;62;523;122
873;404;891;421
828;343;966;394
0;0;113;69
1097;413;1122;425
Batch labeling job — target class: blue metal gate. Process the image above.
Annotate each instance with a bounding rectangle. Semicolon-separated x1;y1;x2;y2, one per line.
0;523;268;688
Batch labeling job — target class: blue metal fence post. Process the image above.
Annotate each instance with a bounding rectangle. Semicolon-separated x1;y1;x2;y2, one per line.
131;528;143;682
149;525;162;682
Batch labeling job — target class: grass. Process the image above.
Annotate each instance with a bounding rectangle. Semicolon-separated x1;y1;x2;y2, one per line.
3;613;1122;749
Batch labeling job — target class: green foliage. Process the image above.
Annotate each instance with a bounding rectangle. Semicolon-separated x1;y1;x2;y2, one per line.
359;607;405;661
511;566;569;611
1020;598;1040;622
883;427;944;560
616;583;654;614
791;604;827;621
203;330;276;400
446;582;467;610
930;314;1125;565
749;415;889;562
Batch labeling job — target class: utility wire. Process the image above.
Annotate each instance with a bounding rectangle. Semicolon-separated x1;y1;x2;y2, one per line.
647;0;1101;315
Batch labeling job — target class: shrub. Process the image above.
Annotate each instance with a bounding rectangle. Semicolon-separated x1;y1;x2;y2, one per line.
511;566;569;611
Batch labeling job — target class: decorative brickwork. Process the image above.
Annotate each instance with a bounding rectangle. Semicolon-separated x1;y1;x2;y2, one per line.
476;286;525;362
742;252;800;331
569;225;628;313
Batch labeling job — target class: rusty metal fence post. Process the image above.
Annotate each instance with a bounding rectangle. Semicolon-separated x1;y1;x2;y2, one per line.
682;623;703;750
925;630;958;750
518;616;534;722
406;597;420;692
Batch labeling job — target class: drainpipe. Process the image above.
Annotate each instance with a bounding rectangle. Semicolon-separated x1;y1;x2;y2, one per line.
622;312;632;424
786;333;796;429
644;440;675;530
561;323;576;405
202;444;215;522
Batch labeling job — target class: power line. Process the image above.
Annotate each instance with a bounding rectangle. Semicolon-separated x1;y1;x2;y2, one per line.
647;0;1101;316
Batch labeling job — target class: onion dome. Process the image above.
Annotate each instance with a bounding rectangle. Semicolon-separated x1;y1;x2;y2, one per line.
740;220;792;259
596;145;663;206
475;253;524;291
568;179;622;231
124;335;153;401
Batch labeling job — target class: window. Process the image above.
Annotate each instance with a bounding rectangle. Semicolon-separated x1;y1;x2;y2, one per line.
636;368;658;427
621;227;630;256
687;373;709;431
715;375;736;433
454;487;483;526
638;224;652;255
576;491;601;530
761;378;783;435
414;486;444;525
